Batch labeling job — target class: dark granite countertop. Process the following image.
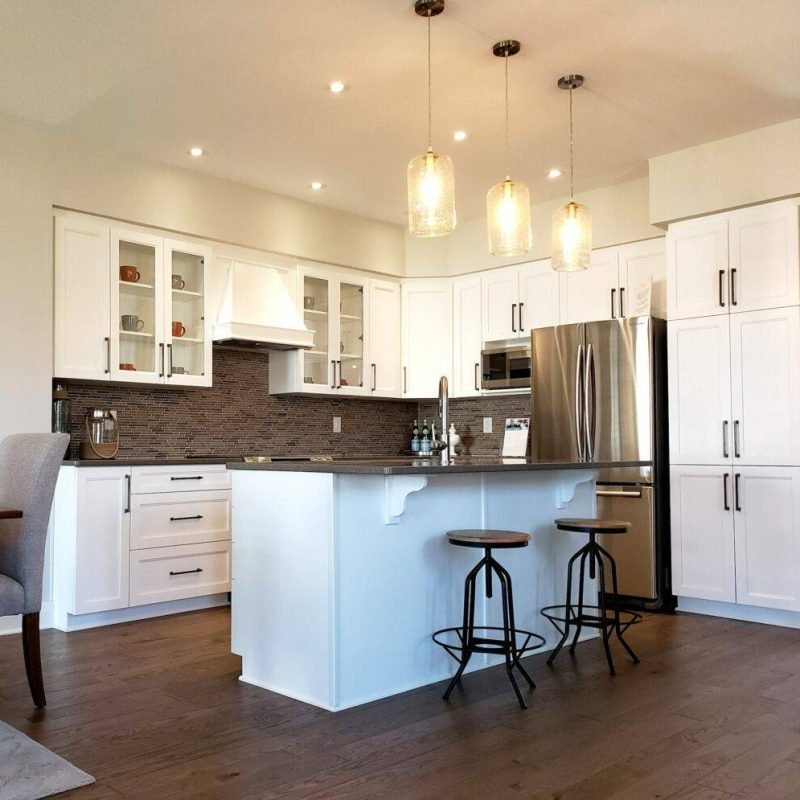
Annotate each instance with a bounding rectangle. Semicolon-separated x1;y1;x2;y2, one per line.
226;457;652;476
62;457;238;467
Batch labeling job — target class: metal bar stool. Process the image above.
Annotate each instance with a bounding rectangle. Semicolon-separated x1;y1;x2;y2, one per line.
433;530;545;709
541;518;642;676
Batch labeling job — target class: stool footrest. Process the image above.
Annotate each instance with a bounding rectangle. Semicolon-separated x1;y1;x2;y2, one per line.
432;626;546;663
541;604;642;637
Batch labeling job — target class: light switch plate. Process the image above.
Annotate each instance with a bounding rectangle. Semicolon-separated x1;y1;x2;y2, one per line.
333;416;342;433
483;417;492;434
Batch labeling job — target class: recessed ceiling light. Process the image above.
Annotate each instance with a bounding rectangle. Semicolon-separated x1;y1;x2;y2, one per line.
547;168;562;179
189;147;204;157
310;181;326;190
328;81;347;94
453;130;469;142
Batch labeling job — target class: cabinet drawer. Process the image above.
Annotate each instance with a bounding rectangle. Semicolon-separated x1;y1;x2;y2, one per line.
131;464;230;494
129;542;231;607
130;490;230;549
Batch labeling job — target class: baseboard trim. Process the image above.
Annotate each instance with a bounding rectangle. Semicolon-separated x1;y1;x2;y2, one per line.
677;597;800;629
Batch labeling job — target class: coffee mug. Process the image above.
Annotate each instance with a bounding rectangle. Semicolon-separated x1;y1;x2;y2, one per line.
121;315;144;332
120;265;140;283
172;321;186;337
303;296;315;310
119;363;136;371
172;274;186;290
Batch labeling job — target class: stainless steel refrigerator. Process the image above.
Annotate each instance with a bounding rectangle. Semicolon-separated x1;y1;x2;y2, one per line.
531;316;671;607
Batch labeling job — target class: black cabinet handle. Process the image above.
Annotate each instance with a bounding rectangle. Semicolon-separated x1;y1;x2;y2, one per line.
733;420;741;458
159;343;165;378
518;302;524;331
722;420;729;459
730;268;738;306
167;343;173;378
330;360;336;390
169;515;203;522
723;472;730;511
170;475;204;481
169;568;203;576
718;269;726;307
371;363;377;392
104;336;111;374
403;366;407;394
511;303;517;333
124;473;131;514
619;287;626;318
611;288;617;319
734;473;742;511
474;362;480;392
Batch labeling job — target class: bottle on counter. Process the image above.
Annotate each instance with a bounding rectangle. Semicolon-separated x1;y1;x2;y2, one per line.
411;419;420;453
420;419;431;454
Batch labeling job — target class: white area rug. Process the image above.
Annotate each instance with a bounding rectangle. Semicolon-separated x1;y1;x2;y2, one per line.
0;721;94;799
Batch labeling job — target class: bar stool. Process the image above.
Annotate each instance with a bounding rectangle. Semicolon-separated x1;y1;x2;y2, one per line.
432;530;545;709
541;518;642;676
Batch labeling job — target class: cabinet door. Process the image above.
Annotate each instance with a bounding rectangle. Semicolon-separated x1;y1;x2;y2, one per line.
667;216;729;319
54;214;111;380
401;280;453;398
367;280;401;397
559;248;620;324
618;238;666;319
668;316;732;465
336;276;370;395
164;239;212;387
481;267;518;341
670;466;736;602
730;308;800;465
299;269;336;393
729;202;800;313
111;228;164;383
518;259;559;334
453;276;482;397
734;467;800;611
74;468;130;614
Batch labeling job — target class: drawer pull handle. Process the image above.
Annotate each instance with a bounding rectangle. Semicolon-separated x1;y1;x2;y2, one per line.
169;514;204;522
169;568;203;577
170;476;204;481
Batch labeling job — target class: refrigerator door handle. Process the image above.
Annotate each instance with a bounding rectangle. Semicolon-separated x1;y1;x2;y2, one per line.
574;343;585;461
584;342;596;461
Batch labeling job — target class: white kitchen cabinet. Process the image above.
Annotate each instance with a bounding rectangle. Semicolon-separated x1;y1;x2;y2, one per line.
453;275;482;397
733;467;800;611
402;279;453;398
560;248;620;324
482;267;518;341
53;213;112;381
518;259;560;334
367;279;401;396
73;468;131;614
670;466;736;603
667;316;732;465
730;308;800;465
667;200;799;320
618;238;667;319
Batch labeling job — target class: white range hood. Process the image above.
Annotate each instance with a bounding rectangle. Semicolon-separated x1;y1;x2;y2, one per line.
212;261;314;350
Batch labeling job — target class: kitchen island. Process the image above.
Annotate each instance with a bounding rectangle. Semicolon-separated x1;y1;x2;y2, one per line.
228;457;649;711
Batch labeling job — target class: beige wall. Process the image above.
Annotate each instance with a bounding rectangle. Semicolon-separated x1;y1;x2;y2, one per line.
405;177;663;277
0;116;405;438
649;118;800;225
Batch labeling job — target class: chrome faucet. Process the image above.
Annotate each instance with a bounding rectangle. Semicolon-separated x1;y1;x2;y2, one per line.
433;375;450;465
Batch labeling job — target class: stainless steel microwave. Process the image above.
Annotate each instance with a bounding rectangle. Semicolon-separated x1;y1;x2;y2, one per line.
480;343;532;390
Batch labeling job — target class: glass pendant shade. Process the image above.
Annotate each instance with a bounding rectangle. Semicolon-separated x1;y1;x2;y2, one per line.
551;200;592;272
407;148;456;237
487;178;531;257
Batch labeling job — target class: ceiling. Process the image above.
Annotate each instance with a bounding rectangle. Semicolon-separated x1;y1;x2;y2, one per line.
1;0;798;225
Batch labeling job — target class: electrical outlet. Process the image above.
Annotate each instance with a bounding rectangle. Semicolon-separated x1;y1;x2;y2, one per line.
333;416;342;433
483;417;492;434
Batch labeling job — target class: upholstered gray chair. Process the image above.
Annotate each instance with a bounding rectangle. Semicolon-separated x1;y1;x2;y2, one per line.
0;433;68;707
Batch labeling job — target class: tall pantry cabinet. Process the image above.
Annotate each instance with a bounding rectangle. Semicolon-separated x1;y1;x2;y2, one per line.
668;199;800;614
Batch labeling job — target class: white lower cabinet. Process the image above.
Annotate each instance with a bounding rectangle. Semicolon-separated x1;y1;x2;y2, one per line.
671;465;800;611
453;275;482;397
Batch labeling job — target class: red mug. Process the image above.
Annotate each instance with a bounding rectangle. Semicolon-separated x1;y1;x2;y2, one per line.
172;321;186;338
120;265;140;283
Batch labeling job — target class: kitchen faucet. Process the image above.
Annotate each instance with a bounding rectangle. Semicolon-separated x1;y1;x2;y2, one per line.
432;375;450;465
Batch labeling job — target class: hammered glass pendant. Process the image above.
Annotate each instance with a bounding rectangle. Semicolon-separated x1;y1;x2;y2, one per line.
551;200;591;272
487;178;531;257
407;148;456;237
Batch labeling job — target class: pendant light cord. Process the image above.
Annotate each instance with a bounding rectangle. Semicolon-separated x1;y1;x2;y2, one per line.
569;85;574;200
427;12;432;150
504;52;510;179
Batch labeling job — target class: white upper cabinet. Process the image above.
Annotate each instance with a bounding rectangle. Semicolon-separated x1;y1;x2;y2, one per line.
518;259;560;334
453;276;482;398
618;238;667;319
402;279;453;398
367;280;401;396
54;214;111;380
481;267;518;341
729;307;800;465
667;200;799;320
560;248;620;324
668;315;733;465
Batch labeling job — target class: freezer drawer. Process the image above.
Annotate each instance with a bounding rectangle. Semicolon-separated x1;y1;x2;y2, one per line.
597;484;656;600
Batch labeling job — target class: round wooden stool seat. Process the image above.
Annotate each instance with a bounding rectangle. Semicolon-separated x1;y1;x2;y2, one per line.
554;518;630;535
446;529;530;549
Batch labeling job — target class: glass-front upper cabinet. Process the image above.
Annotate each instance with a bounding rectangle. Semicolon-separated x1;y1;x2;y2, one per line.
302;274;333;390
164;239;212;387
111;229;164;383
338;282;365;391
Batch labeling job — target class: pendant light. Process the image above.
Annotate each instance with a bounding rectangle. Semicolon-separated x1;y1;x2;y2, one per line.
407;0;456;237
552;75;591;272
487;40;531;257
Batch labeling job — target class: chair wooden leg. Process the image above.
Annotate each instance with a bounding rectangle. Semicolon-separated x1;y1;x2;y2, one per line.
22;613;46;708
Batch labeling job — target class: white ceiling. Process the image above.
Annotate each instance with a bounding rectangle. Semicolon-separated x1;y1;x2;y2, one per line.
1;0;799;225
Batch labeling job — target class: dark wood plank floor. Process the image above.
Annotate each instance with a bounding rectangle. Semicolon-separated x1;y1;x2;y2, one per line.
2;608;800;799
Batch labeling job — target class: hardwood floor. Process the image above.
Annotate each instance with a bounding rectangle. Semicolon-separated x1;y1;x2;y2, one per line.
2;608;800;799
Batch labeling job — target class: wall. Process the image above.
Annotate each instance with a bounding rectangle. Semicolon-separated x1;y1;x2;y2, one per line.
64;348;415;459
0;115;405;441
649;118;800;225
404;177;663;277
